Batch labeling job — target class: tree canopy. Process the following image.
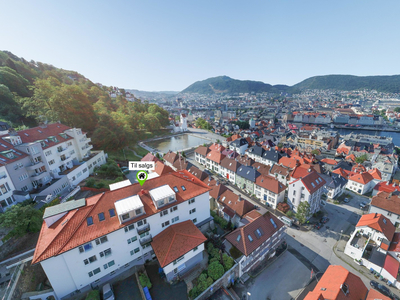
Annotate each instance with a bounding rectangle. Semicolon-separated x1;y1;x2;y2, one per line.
295;201;311;225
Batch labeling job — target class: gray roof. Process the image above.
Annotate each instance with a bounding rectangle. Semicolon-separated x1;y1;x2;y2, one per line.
236;165;260;182
326;173;348;189
262;148;281;162
43;198;86;219
247;145;264;157
230;138;248;147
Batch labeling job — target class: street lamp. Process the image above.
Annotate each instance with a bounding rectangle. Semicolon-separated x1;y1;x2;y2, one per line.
247;292;251;300
339;230;343;241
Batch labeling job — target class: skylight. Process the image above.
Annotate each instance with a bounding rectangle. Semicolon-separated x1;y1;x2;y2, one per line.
173;186;179;193
270;218;277;229
181;185;186;191
87;216;93;226
236;234;241;242
311;182;315;188
221;196;226;202
98;213;105;222
248;235;253;242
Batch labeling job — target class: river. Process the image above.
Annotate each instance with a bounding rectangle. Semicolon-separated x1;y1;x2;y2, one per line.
332;128;400;146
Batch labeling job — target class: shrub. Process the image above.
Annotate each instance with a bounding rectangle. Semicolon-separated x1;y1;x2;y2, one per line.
188;287;199;299
206;277;213;287
85;178;96;188
139;273;152;289
113;176;124;183
209;257;219;264
96;182;105;189
209;248;220;259
85;290;100;300
286;211;295;218
207;242;214;253
208;261;224;280
229;246;242;260
222;253;234;271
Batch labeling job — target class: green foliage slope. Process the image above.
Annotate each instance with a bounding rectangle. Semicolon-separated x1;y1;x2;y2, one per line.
0;50;170;150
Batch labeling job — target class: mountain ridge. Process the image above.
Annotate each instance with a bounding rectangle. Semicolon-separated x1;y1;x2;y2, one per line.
180;74;400;94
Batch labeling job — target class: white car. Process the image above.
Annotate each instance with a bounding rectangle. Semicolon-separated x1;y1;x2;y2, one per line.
102;283;115;300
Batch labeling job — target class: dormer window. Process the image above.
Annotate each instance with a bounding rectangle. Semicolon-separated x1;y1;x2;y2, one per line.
115;195;145;224
121;213;129;220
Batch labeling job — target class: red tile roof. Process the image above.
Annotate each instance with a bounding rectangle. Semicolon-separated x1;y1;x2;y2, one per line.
290;165;315;180
348;172;374;185
187;165;209;181
154;161;174;175
208;143;225;152
304;265;368;300
218;190;253;217
366;289;391;300
220;157;241;172
368;168;382;180
321;158;337;165
300;171;326;194
242;210;262;223
225;212;284;256
32;171;211;264
278;157;299;169
163;151;179;165
371;191;400;216
141;153;160;162
332;168;350;179
383;254;399;279
255;175;286;194
270;164;290;177
151;220;206;268
206;151;226;164
373;182;400;193
194;146;210;157
0;141;29;165
356;213;395;241
252;162;271;177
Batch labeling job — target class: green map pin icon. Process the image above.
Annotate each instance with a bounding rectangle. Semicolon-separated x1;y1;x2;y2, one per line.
136;170;148;186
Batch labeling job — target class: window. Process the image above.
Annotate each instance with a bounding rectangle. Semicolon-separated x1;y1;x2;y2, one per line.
388;212;392;217
140;232;149;238
18;173;28;181
79;242;93;253
171;216;179;223
189;208;196;214
189;198;195;204
248;235;253;242
192;218;197;223
170;206;178;213
135;208;142;215
83;255;97;265
95;236;108;245
98;212;105;222
87;216;93;226
193;246;198;252
162;221;170;228
127;236;137;244
109;209;115;217
173;186;179;193
124;224;135;232
293;190;296;195
130;248;140;255
122;213;129;220
45;150;52;156
21;185;28;192
160;209;168;217
49;159;55;165
99;248;112;257
137;219;147;227
173;256;185;265
181;185;186;191
83;168;87;173
103;260;115;269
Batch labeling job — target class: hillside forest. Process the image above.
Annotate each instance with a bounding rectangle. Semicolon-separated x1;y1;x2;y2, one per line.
0;51;170;150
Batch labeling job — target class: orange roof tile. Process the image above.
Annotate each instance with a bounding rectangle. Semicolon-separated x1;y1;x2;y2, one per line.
32;171;211;264
300;171;326;194
279;157;299;169
151;220;206;268
368;168;382;180
304;265;368;300
206;151;226;164
321;158;337;165
348;172;374;185
356;213;395;241
255;175;286;194
366;289;391;300
154;161;174;175
242;210;262;223
383;254;399;278
141;153;160;162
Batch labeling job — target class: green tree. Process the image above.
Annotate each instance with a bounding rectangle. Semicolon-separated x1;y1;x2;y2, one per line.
0;204;43;240
295;201;311;225
208;261;225;280
311;149;320;155
394;107;400;113
355;154;369;164
222;253;234;271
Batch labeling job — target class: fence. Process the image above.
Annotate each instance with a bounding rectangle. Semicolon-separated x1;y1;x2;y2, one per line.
194;263;239;300
61;186;81;203
1;262;24;300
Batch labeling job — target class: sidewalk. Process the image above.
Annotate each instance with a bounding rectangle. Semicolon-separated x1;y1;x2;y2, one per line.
334;238;400;297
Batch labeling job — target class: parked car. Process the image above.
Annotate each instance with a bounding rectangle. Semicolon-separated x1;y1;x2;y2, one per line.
120;167;130;175
102;283;115;300
343;197;350;203
320;216;329;224
360;201;368;209
370;280;392;298
314;223;323;230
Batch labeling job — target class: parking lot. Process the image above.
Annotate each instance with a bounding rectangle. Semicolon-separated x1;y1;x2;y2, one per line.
113;274;142;300
233;251;313;300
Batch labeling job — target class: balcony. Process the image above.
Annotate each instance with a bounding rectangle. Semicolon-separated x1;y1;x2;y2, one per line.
139;235;153;246
350;232;369;250
31;171;48;180
26;161;45;171
137;223;150;235
57;147;68;154
61;156;74;164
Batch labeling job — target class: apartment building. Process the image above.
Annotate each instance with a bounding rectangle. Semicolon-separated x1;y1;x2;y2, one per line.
0;123;106;210
254;175;286;209
288;171;326;214
32;171;211;299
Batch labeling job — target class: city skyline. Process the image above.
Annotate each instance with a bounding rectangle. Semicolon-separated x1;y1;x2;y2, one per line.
1;0;399;91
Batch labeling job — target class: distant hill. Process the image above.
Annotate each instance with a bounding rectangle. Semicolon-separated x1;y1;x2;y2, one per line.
292;74;400;93
126;89;178;99
181;76;289;94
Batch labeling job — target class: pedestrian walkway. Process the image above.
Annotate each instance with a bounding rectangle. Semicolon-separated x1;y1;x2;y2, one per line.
334;237;400;297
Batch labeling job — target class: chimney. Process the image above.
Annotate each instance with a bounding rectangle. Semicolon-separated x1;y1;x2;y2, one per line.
375;213;377;218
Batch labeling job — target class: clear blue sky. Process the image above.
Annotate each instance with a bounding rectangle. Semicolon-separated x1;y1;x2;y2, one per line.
1;1;399;91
